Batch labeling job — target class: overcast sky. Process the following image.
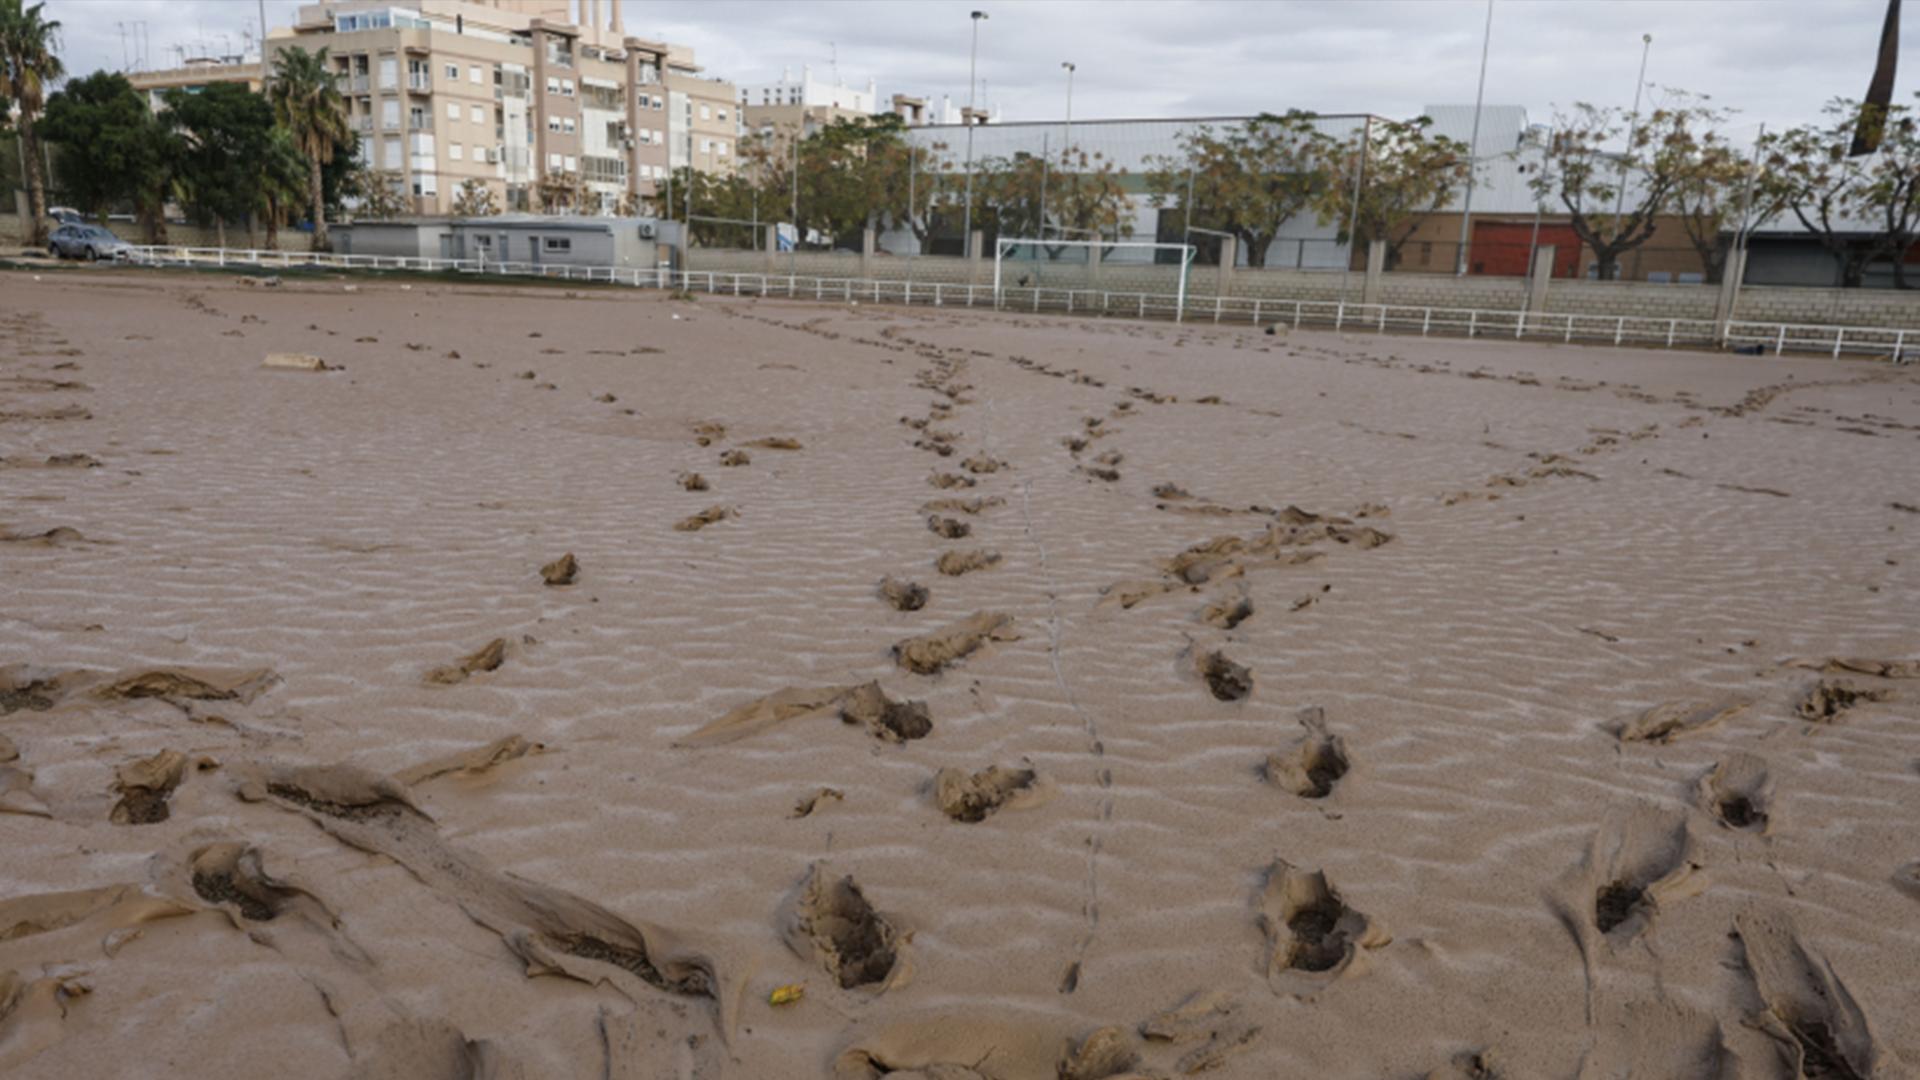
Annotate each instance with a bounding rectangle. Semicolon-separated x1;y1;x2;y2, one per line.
46;0;1905;135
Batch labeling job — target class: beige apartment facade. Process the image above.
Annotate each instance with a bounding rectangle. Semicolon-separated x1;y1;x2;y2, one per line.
252;0;722;215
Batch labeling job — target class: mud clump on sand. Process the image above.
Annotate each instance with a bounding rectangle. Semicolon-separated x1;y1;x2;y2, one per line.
692;421;726;446
676;685;855;747
678;471;709;491
540;552;578;586
719;449;751;467
1618;698;1749;743
675;505;735;531
1697;753;1773;834
425;638;506;685
1795;679;1888;722
1199;650;1252;702
922;496;1005;515
927;515;971;539
188;842;312;922
934;764;1048;822
1266;708;1350;799
1257;859;1389;995
791;787;844;819
839;681;932;742
878;576;929;612
929;472;976;489
110;749;189;824
781;864;906;990
936;549;1001;576
1734;908;1883;1079
1202;594;1254;629
746;436;803;450
97;667;280;706
894;612;1017;675
1138;990;1264;1074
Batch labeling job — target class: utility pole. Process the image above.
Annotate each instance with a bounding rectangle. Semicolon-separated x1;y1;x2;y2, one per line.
258;0;271;90
961;10;988;253
1454;0;1495;275
1341;115;1372;302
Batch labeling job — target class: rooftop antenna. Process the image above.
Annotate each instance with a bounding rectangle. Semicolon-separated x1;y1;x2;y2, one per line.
830;41;838;88
117;21;130;71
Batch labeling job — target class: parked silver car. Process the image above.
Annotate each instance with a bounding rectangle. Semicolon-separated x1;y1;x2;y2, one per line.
47;223;130;262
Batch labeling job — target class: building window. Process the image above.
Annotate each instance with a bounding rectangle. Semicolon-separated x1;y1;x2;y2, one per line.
450;143;464;161
547;76;560;94
716;140;728;156
564;155;577;171
544;237;571;252
471;104;484;124
547;116;561;132
700;138;711;153
561;78;575;97
716;107;727;122
563;117;576;134
444;63;459;81
700;103;711;121
469;65;482;84
446;101;460;121
548;152;562;168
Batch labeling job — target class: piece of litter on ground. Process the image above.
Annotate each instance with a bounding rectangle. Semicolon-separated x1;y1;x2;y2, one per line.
769;983;805;1006
261;353;332;371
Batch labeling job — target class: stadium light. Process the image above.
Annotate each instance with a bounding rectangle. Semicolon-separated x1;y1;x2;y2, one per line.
962;11;988;252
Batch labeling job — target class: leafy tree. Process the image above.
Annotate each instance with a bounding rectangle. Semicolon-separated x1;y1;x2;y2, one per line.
452;177;498;217
1;0;64;245
1530;91;1727;280
267;45;352;251
1666;127;1760;284
344;164;408;220
256;126;309;250
167;81;274;248
1858;95;1920;288
39;71;174;234
1332;117;1471;268
1146;111;1338;268
956;147;1131;257
535;168;587;214
1765;95;1920;288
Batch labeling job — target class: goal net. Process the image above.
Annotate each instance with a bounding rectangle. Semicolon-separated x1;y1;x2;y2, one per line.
994;237;1198;320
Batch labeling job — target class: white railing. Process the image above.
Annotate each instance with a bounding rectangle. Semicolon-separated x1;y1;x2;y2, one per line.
116;245;1916;360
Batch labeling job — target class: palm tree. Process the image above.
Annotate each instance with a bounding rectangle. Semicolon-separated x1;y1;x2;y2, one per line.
257;127;309;251
266;45;351;251
0;0;63;247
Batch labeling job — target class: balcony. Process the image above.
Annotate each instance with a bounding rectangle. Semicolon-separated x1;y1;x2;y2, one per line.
354;115;373;132
408;116;434;132
346;74;370;92
407;74;431;92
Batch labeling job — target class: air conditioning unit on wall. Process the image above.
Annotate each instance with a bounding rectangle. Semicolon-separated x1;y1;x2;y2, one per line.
637;221;655;239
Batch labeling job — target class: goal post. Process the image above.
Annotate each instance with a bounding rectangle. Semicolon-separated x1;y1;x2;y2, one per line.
993;237;1198;321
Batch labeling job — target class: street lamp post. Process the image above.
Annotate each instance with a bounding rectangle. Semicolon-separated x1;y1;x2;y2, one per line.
1453;0;1495;275
961;10;988;255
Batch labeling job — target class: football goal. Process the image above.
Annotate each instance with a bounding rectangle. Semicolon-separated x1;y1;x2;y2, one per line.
993;237;1198;321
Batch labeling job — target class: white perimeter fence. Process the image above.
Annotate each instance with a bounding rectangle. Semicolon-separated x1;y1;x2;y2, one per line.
118;245;1918;360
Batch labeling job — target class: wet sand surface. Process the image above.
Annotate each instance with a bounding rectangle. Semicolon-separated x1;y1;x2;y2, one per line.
3;270;1919;1079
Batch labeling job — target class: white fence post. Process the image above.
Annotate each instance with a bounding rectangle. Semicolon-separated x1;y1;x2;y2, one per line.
1468;311;1476;338
1833;328;1844;358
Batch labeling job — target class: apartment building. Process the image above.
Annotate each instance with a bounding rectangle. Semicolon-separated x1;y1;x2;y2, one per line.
126;57;265;112
663;45;738;179
739;67;877;141
258;0;726;214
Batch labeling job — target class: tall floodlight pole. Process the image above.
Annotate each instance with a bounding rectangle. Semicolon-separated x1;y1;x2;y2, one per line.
961;10;988;254
258;0;270;91
1062;60;1076;165
1454;0;1495;275
1607;33;1653;278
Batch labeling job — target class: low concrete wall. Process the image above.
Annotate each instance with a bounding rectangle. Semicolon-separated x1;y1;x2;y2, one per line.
2;211;234;251
689;245;1920;331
